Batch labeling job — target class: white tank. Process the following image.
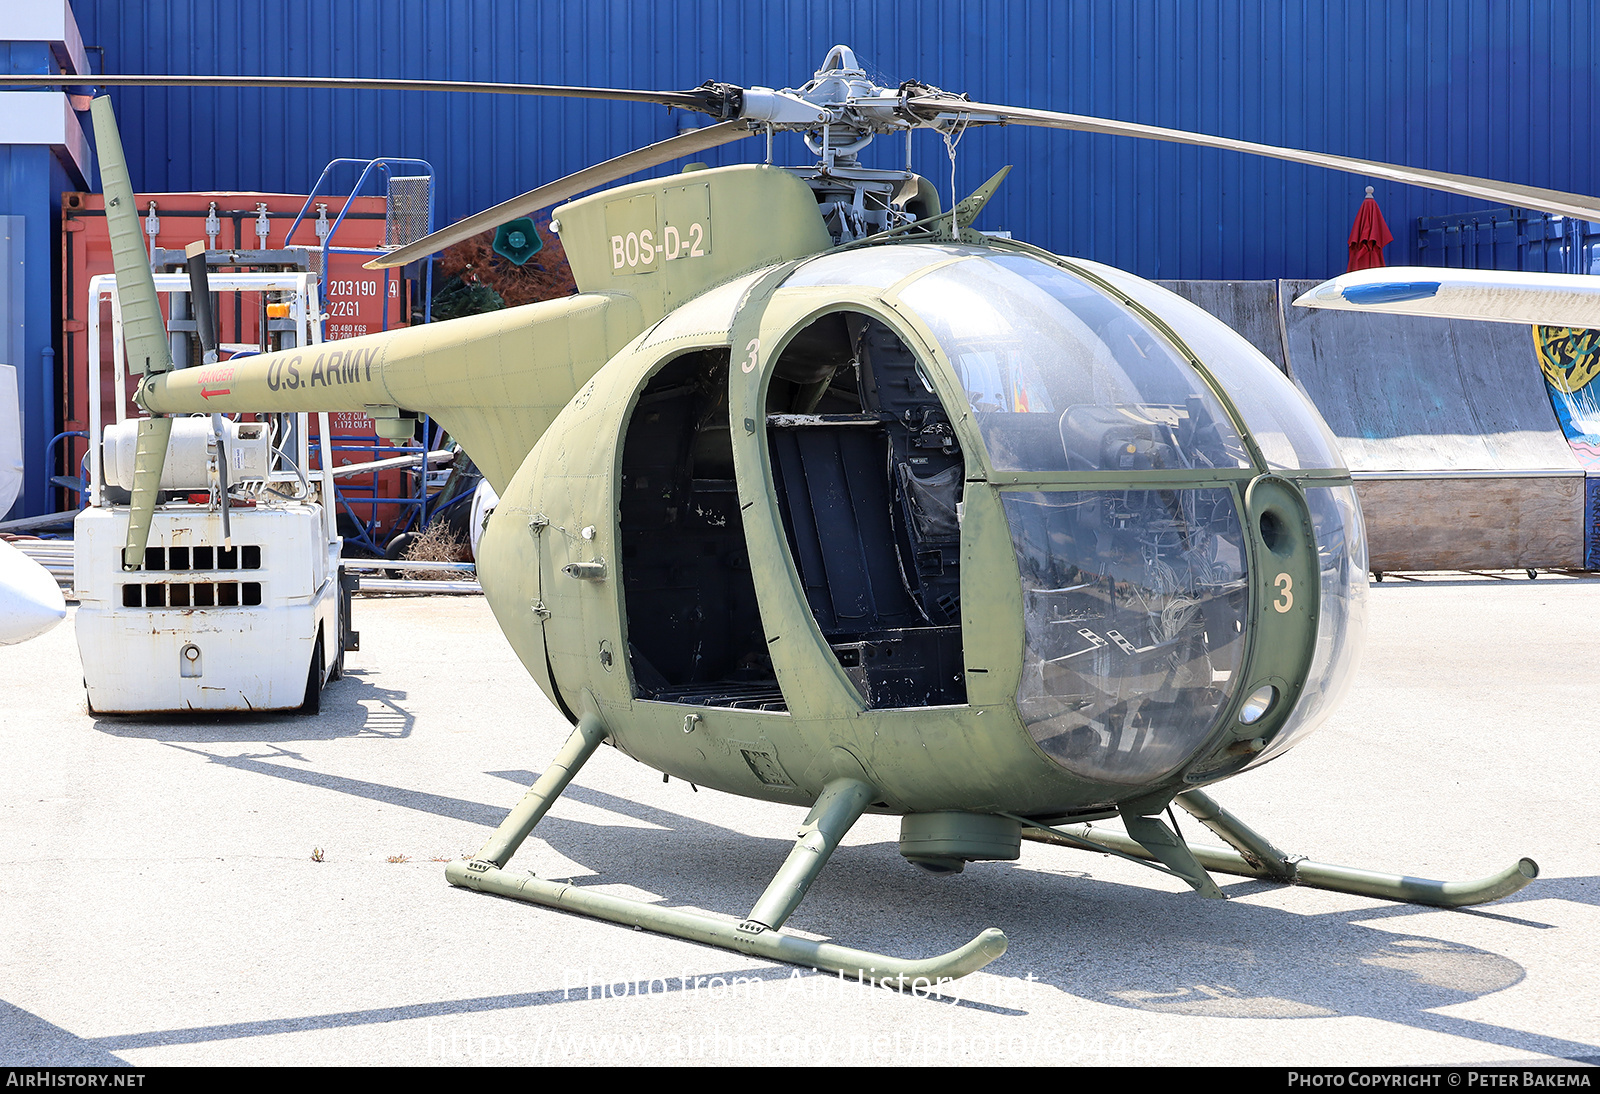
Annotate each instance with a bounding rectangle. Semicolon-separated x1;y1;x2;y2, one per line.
103;417;272;492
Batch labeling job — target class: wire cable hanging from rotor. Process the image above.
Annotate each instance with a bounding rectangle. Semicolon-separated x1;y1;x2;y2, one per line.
941;111;972;237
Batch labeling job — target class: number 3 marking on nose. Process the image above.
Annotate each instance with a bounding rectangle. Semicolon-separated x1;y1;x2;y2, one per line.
1274;572;1293;613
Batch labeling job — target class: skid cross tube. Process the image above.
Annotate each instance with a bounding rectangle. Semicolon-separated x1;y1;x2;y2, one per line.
473;713;609;867
449;723;1009;981
744;778;876;931
1022;790;1538;909
1174;789;1296;879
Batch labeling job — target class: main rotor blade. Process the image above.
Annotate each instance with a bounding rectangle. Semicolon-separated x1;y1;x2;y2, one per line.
366;121;756;269
4;73;719;112
909;96;1600;224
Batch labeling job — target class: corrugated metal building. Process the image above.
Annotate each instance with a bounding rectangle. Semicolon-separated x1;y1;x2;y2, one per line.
1;3;93;519
4;0;1598;515
68;0;1600;277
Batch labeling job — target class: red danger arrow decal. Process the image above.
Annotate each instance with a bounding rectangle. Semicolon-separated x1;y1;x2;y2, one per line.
196;364;237;400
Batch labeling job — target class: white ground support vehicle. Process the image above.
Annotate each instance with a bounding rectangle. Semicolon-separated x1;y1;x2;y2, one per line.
74;271;352;713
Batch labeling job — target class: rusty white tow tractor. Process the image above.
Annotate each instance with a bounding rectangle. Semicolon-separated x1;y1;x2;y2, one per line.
73;268;355;713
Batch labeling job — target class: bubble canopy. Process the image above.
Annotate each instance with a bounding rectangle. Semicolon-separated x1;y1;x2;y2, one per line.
793;244;1347;477
784;244;1362;785
902;254;1252;473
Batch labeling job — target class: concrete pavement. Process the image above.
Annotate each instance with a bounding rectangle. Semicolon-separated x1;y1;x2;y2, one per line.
2;574;1597;1066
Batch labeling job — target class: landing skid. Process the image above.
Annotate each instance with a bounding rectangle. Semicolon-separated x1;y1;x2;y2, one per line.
449;723;1535;985
446;716;1008;983
1019;789;1539;908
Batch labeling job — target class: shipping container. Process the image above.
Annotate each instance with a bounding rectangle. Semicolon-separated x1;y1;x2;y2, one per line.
60;189;420;541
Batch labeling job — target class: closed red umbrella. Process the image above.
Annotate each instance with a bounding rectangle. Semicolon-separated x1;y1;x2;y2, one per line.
1348;185;1394;271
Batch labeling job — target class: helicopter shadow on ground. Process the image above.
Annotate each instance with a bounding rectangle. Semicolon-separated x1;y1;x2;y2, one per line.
489;771;1600;1062
980;864;1600;1062
134;753;1597;1058
0;765;896;1061
0;998;132;1067
2;969;814;1063
87;669;414;745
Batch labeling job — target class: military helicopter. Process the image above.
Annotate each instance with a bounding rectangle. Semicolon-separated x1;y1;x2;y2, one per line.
40;45;1596;984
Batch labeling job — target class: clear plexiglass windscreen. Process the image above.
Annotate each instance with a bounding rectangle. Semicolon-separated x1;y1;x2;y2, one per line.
1005;487;1248;785
899;255;1250;473
1087;263;1347;472
785;243;977;290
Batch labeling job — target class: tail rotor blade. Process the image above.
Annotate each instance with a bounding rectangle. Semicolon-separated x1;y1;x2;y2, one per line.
92;95;176;571
367;120;756;270
90;97;173;377
123;417;173;570
907;96;1600;224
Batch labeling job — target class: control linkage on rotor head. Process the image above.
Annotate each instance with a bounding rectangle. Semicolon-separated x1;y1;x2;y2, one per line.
689;80;745;122
895;81;999;132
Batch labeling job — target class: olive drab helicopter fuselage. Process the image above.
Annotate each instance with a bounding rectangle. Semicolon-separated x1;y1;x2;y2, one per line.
480;167;1350;814
62;45;1576;981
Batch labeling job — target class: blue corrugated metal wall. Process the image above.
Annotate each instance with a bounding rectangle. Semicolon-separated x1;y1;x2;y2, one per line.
0;148;70;519
0;38;77;520
65;0;1599;282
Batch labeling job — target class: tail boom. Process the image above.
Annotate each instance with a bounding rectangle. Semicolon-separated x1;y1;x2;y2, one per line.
139;292;643;491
